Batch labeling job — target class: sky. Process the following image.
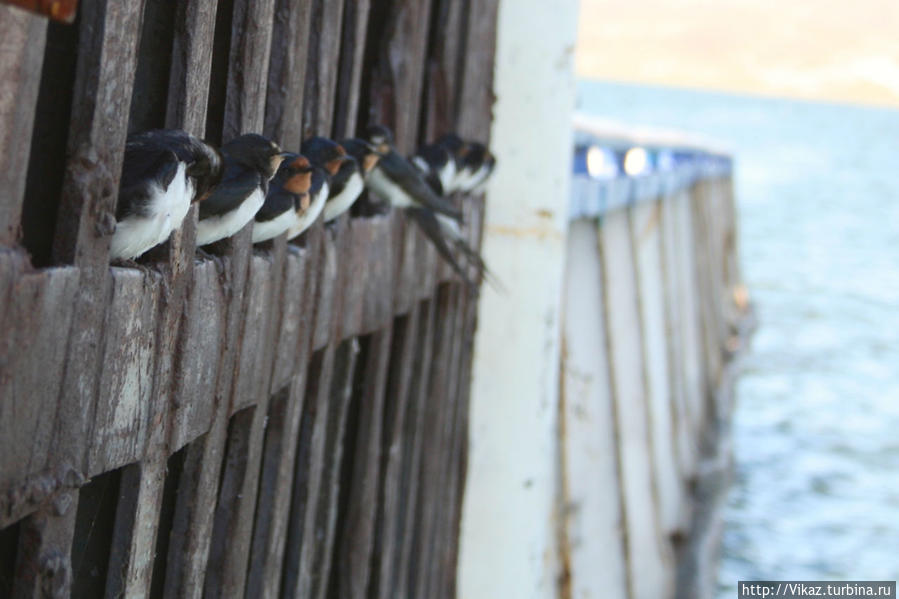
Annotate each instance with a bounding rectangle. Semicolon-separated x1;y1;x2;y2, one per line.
576;0;899;108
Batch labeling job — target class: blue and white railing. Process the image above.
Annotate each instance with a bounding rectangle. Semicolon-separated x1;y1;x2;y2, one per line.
569;114;733;219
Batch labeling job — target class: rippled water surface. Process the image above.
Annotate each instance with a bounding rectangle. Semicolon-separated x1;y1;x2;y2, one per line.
578;80;899;594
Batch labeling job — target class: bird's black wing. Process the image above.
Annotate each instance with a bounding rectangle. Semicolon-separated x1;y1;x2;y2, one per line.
255;187;296;222
117;147;180;219
406;207;475;291
199;167;260;219
379;151;462;221
330;156;358;198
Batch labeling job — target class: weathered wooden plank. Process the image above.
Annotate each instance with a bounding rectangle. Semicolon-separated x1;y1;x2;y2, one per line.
307;338;360;599
330;329;393;599
212;241;288;596
0;6;47;245
598;208;674;598
311;227;339;350
163;234;255;598
420;0;465;139
20;6;149;593
222;0;278;141
280;345;335;598
252;235;321;598
333;221;365;341
391;299;437;598
166;0;218;134
0;257;81;527
52;0;145;266
9;490;78;599
270;245;316;390
658;189;699;478
302;0;346;137
231;254;275;413
202;406;256;598
673;188;707;444
559;219;629;599
113;198;202;597
243;386;289;598
368;306;418;598
104;464;141;598
356;214;400;334
629;200;689;536
365;0;433;153
157;433;204;598
412;283;459;598
455;0;498;138
87;269;162;476
441;196;488;599
264;0;312;149
168;263;225;451
331;0;370;139
394;215;439;312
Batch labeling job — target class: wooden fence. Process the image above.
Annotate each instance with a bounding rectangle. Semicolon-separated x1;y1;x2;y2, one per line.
0;0;497;597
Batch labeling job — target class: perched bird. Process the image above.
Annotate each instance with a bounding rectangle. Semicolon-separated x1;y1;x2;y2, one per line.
411;134;465;195
196;134;287;247
288;136;344;235
322;138;380;222
251;154;314;243
286;162;329;239
360;125;482;286
111;129;222;260
455;142;496;192
362;125;463;222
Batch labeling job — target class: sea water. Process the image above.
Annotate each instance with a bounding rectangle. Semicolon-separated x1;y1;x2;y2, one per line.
577;80;899;595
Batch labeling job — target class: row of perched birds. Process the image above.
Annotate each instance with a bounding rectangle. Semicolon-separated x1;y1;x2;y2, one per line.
112;125;496;287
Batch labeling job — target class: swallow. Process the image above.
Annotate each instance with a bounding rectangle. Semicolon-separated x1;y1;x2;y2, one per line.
411;133;466;195
362;125;463;222
321;138;380;222
252;154;314;243
196;133;288;246
455;142;496;192
110;129;223;260
286;162;329;238
286;136;345;235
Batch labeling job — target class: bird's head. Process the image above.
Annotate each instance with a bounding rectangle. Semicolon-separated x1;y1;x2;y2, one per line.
300;137;347;176
223;133;287;180
364;125;394;155
278;154;314;195
339;138;382;175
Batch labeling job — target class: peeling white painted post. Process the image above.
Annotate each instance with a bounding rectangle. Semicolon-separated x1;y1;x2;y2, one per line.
458;0;579;596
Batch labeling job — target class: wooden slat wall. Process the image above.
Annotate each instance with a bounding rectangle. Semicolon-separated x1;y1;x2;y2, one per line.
0;0;498;597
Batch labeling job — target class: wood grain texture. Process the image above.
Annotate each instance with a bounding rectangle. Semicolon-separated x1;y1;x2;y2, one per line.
222;0;278;140
0;7;47;245
332;0;370;139
0;0;501;596
302;0;345;138
264;0;312;149
364;0;433;153
166;0;218;135
331;329;393;599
